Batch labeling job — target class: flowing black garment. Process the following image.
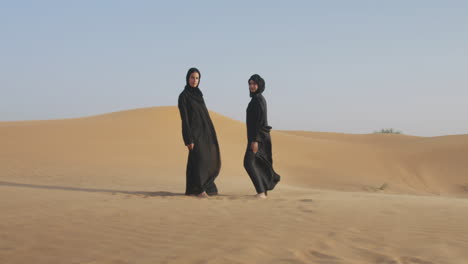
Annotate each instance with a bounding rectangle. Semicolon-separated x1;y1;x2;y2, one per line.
244;93;280;194
178;86;221;195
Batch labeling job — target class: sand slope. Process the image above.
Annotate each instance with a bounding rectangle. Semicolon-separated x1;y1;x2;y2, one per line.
1;106;467;264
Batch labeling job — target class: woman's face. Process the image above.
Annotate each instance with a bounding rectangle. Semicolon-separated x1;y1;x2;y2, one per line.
249;80;258;93
189;72;200;88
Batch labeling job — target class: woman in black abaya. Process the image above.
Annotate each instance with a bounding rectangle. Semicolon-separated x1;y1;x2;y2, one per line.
244;74;280;198
178;68;221;197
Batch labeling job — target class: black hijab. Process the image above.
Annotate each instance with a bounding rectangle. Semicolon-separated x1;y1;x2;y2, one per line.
185;67;204;98
248;74;265;97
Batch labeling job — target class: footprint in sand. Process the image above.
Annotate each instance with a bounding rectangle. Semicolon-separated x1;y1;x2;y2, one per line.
400;256;435;264
310;249;341;262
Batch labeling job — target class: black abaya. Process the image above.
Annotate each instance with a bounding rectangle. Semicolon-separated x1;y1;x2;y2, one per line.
178;72;221;195
244;75;280;194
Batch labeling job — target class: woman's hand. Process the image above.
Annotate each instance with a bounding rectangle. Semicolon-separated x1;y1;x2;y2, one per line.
187;143;195;151
251;142;258;153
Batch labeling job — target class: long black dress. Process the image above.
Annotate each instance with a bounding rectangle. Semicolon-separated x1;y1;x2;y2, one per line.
178;86;221;195
243;80;280;194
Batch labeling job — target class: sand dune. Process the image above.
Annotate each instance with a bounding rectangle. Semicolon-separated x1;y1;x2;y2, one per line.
1;106;467;264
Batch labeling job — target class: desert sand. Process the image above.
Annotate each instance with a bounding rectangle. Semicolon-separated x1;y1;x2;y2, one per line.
1;106;467;264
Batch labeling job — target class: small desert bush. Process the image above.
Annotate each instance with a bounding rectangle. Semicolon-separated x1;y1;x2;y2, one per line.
374;128;402;134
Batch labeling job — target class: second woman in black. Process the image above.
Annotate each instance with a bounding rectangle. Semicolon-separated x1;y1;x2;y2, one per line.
243;74;280;198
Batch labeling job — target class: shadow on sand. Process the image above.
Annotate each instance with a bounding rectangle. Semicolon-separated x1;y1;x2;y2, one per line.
0;181;184;197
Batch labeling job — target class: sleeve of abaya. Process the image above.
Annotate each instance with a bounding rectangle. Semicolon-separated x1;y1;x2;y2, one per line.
178;95;193;146
253;100;266;142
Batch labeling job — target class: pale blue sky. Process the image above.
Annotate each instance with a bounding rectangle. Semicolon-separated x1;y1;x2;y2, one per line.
1;1;467;136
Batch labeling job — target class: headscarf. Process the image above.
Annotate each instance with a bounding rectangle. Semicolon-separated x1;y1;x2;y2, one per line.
248;74;265;97
186;67;201;88
185;67;203;98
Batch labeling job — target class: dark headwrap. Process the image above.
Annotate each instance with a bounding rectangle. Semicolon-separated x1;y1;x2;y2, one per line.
248;74;265;97
186;67;201;88
185;67;203;98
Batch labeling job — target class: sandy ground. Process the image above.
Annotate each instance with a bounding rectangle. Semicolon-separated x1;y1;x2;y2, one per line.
1;106;467;264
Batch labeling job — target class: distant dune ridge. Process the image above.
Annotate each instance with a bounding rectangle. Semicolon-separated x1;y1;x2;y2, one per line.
2;106;467;196
1;106;468;264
